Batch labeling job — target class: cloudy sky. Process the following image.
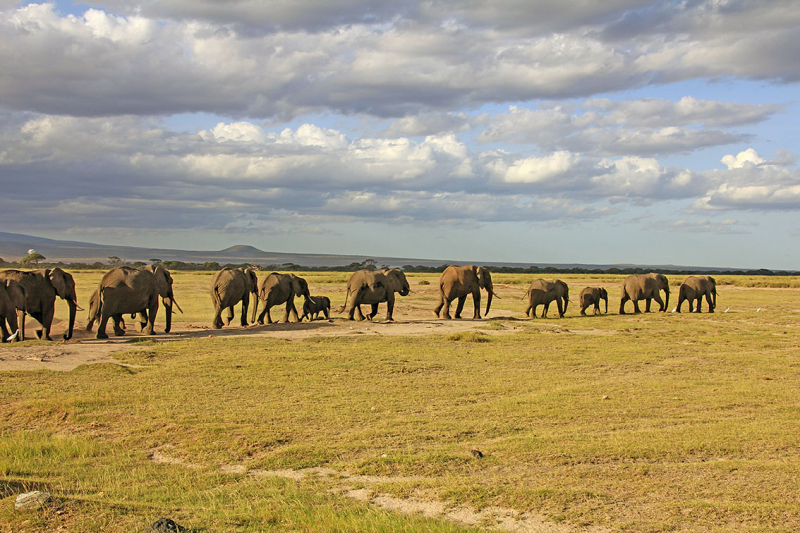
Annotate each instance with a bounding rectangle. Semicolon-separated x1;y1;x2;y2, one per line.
1;1;799;269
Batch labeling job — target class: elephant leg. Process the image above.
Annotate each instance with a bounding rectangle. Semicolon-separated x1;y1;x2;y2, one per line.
385;295;395;321
593;302;600;315
556;298;564;318
543;301;550;318
454;296;467;319
368;303;379;321
633;300;642;314
257;303;269;325
645;298;652;313
653;294;665;313
433;295;445;318
241;299;249;326
29;311;44;339
225;306;235;325
41;307;55;341
96;313;110;339
212;306;224;329
355;305;365;321
265;306;274;324
290;303;300;323
472;290;481;320
137;312;147;331
619;296;628;315
0;320;10;342
705;294;714;313
580;303;587;316
145;304;156;335
113;314;125;336
441;297;452;320
323;308;330;320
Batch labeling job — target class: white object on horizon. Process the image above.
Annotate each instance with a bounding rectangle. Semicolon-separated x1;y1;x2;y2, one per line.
27;249;35;255
7;329;19;341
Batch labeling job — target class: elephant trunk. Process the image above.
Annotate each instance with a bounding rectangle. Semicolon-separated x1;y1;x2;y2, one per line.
163;298;173;334
712;289;717;309
604;296;608;314
664;287;670;312
485;289;493;316
63;299;77;340
250;290;258;324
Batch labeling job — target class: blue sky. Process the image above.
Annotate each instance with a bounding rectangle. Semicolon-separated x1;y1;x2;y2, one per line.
1;1;799;269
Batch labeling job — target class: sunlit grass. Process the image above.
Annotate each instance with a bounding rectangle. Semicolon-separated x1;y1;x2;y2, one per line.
2;282;800;531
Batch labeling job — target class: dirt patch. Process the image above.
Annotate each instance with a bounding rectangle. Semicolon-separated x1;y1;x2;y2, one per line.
148;455;607;533
0;307;523;372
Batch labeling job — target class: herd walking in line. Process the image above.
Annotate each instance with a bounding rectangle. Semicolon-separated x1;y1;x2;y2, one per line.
0;264;721;342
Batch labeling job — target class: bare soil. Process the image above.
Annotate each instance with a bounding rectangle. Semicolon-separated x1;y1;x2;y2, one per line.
0;304;528;372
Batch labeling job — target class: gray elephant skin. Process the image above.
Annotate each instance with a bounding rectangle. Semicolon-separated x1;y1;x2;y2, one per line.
88;265;179;339
0;279;27;342
619;273;669;314
256;273;310;324
676;275;716;313
524;279;569;318
579;287;608;316
0;268;78;341
301;296;331;321
210;267;259;329
340;269;409;321
433;265;498;320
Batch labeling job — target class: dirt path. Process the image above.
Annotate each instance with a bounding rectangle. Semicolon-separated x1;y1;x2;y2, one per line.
0;306;527;372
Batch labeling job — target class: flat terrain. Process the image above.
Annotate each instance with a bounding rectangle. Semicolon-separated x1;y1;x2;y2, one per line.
1;271;799;532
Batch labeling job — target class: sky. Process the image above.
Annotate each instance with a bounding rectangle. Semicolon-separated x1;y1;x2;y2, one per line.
1;1;799;269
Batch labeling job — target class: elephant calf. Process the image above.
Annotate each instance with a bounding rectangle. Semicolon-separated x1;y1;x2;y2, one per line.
579;287;608;316
301;296;331;321
524;279;569;318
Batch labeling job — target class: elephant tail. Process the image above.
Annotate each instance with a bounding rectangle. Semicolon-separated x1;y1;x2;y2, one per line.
211;285;223;310
335;289;350;314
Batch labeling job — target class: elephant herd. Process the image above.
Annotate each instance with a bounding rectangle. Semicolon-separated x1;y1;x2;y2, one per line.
0;265;718;343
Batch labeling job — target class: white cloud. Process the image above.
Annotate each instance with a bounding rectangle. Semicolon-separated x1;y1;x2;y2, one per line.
501;151;580;184
721;148;765;169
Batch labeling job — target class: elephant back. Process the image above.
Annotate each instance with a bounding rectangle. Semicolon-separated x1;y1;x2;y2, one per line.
259;272;292;304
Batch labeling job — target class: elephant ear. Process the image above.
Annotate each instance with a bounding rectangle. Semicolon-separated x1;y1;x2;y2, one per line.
475;267;487;289
152;266;172;297
48;268;69;299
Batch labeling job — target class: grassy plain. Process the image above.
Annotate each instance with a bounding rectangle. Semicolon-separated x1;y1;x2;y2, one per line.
1;270;799;532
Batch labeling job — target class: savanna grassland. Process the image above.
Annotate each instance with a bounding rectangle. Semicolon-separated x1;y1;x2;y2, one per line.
1;270;799;532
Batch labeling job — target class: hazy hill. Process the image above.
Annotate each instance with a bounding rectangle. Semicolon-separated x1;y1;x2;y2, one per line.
0;231;747;271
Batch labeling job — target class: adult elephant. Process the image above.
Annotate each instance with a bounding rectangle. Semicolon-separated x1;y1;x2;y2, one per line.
0;280;27;342
676;275;716;313
340;269;409;321
210;267;259;329
524;279;569;318
619;273;669;314
89;265;179;339
0;268;78;341
255;273;310;324
433;265;498;320
579;287;608;316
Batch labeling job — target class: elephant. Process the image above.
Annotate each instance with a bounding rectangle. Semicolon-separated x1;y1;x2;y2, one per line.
433;265;499;320
619;273;669;314
0;279;27;342
301;296;331;321
339;269;410;321
524;279;569;318
0;268;78;341
676;275;716;313
89;265;180;339
255;273;310;324
210;267;259;329
579;287;608;316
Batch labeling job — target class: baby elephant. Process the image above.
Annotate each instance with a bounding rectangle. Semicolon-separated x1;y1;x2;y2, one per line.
301;296;331;321
579;287;608;316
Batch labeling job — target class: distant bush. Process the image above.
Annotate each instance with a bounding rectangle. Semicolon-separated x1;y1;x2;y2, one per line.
418;280;430;285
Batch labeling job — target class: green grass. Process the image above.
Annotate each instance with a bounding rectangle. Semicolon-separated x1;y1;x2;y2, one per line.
3;284;800;531
5;270;800;530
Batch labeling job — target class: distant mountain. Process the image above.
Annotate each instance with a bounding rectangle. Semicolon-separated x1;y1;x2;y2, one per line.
0;231;752;271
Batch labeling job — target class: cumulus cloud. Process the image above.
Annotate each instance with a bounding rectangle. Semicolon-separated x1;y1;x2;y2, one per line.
695;149;800;210
1;2;798;118
478;98;777;156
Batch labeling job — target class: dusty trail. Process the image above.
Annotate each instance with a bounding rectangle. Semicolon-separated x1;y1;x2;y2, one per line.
0;305;528;371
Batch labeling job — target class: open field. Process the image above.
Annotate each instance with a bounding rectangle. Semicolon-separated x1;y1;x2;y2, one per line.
1;271;800;531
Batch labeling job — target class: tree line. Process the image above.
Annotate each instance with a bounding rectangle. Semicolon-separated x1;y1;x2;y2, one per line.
0;255;795;277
